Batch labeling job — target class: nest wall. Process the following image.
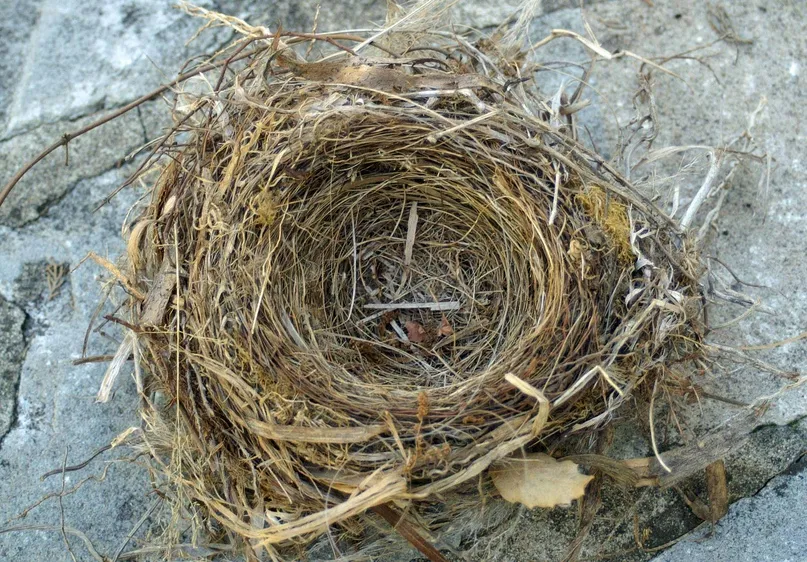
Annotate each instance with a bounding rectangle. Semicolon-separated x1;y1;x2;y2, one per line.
124;16;706;555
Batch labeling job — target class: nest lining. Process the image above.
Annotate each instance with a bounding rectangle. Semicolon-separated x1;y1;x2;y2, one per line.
122;10;707;557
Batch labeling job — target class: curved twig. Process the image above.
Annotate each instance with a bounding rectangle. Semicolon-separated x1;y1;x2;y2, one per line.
0;525;104;562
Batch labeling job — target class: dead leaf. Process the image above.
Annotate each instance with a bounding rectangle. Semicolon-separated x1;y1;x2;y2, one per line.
490;453;593;508
438;316;453;337
405;321;426;343
297;61;414;91
706;460;728;521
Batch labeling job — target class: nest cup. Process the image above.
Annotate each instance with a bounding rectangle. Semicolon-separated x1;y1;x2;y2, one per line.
124;7;706;557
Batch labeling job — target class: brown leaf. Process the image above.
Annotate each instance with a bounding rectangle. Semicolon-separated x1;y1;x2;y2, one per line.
490;453;593;508
405;321;426;343
706;459;728;521
438;316;453;337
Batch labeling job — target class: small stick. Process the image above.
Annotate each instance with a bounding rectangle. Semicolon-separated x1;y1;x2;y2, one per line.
72;354;118;365
103;314;142;333
680;150;721;230
403;201;418;269
214;36;258;92
363;302;460;311
426;110;499;143
357;310;386;324
549;165;561;225
41;444;112;480
397;201;419;298
58;447;78;562
649;380;672;473
371;503;449;562
81;252;146;300
348;211;358;320
111;499;160;562
93;108;200;211
82;283;113;356
389;320;411;344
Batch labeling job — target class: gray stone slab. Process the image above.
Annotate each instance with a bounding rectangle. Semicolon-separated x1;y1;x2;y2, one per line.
0;167;150;562
0;0;45;134
0;297;25;442
4;0;225;136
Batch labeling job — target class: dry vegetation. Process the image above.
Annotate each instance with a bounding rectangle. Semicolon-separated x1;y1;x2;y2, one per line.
2;1;792;561
117;4;715;559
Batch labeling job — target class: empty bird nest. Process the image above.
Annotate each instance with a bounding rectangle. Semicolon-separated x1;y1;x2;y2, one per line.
81;3;772;561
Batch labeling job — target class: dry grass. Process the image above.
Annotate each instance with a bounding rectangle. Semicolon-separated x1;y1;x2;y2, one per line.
112;3;713;559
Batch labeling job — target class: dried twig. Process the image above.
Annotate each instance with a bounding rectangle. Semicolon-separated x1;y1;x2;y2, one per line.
0;525;104;562
363;302;461;311
371;503;448;562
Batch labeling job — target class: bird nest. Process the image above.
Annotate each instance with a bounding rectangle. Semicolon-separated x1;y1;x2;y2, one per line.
117;5;710;559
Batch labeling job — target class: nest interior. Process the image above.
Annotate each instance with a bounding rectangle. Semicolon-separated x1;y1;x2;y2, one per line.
123;9;707;556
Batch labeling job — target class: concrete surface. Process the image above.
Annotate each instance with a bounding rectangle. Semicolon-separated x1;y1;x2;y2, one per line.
0;1;804;561
652;452;807;562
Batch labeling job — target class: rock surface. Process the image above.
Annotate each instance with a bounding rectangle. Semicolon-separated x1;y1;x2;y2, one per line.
0;1;804;561
652;448;807;562
0;297;25;442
